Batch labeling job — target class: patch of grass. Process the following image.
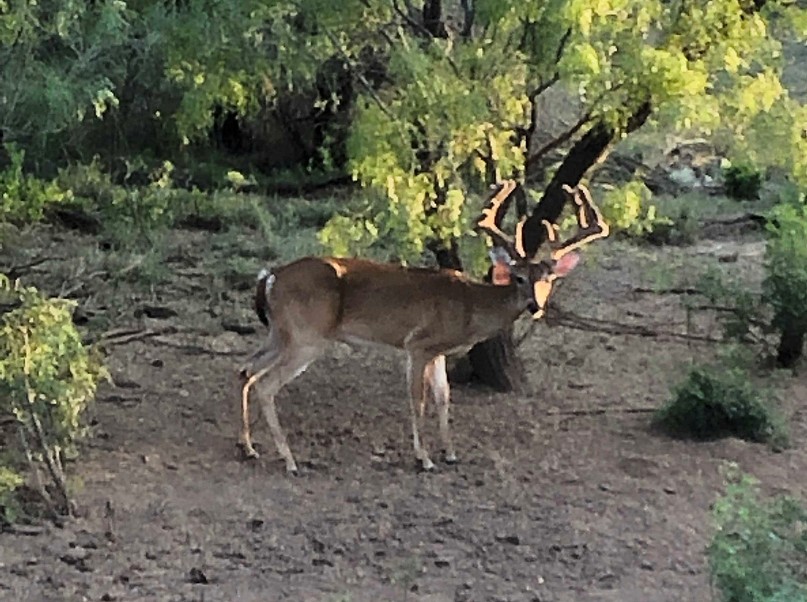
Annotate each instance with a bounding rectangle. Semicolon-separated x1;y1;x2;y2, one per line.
710;469;807;602
655;364;786;448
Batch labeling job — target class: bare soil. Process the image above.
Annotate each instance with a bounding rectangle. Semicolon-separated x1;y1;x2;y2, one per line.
2;227;806;602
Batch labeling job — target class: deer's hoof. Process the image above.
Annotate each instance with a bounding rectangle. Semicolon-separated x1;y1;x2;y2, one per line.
239;442;260;460
444;452;458;465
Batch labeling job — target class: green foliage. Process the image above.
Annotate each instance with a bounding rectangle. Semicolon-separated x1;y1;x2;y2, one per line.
0;465;24;525
0;274;106;515
710;469;807;602
724;162;763;201
53;160;273;246
0;0;126;145
763;202;807;361
2;0;807;268
655;364;785;446
0;145;70;223
599;181;670;237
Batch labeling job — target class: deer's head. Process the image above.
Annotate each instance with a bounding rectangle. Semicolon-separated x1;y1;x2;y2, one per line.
477;180;609;319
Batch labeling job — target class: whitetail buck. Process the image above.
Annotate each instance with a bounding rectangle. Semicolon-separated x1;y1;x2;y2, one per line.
238;181;608;473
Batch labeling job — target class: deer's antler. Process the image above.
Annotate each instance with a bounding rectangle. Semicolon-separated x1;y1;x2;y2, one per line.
476;180;522;258
478;180;609;263
549;184;610;260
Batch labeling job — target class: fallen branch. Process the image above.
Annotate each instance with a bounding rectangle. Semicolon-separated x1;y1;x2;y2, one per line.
3;256;56;280
101;327;178;346
632;286;700;296
150;335;248;357
547;406;657;417
545;305;722;344
701;213;767;228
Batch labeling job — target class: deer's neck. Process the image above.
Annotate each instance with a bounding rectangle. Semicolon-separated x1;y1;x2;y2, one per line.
468;281;527;336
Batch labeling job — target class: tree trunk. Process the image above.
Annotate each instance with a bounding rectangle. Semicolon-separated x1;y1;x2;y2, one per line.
468;330;528;392
422;0;448;38
777;327;804;368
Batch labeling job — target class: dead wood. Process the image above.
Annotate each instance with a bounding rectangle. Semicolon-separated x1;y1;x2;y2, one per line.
544;305;721;344
3;256;56;279
632;286;700;295
101;327;178;345
547;406;657;417
149;335;247;356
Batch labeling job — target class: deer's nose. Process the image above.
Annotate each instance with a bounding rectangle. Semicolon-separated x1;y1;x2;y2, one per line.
529;302;546;320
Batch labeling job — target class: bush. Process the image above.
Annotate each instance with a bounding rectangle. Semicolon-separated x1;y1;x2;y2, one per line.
710;470;807;602
763;202;807;367
0;466;24;526
599;180;671;237
0;144;70;223
655;364;785;446
0;274;106;517
724;162;762;201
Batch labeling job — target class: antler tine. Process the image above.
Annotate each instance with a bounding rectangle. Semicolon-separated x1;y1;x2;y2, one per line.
476;180;522;257
550;184;610;260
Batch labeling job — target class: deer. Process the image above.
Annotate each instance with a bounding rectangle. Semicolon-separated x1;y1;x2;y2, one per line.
237;180;609;474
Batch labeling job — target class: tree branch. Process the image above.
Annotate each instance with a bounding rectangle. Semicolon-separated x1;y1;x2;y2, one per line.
459;0;474;38
527;28;571;99
526;112;591;170
321;28;395;119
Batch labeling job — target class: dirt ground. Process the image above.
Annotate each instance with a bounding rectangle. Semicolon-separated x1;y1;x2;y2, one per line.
2;225;806;602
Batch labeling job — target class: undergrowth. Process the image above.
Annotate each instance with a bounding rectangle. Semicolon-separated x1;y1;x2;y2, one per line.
710;469;807;602
655;362;786;448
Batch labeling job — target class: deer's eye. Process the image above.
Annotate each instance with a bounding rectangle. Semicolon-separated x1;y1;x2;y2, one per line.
514;274;527;285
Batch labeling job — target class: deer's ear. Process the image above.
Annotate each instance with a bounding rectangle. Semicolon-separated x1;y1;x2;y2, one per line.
488;247;512;285
488;247;512;266
553;252;580;277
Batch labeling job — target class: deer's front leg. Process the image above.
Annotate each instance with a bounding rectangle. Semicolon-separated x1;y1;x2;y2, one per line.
425;355;456;464
406;352;434;471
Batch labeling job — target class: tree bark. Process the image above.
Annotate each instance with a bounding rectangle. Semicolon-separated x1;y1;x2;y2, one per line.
468;329;528;392
777;327;804;368
422;0;448;38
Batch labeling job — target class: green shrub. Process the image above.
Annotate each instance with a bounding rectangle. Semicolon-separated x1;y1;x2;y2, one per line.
598;180;671;237
655;364;785;446
763;202;807;367
643;206;699;246
710;470;807;602
0;466;24;526
0;144;70;223
724;162;762;201
0;274;106;516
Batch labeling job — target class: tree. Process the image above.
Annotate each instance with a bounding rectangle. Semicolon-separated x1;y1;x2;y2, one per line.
317;0;807;388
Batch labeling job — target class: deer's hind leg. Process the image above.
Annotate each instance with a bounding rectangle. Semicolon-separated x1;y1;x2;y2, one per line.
239;343;282;459
253;346;321;475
